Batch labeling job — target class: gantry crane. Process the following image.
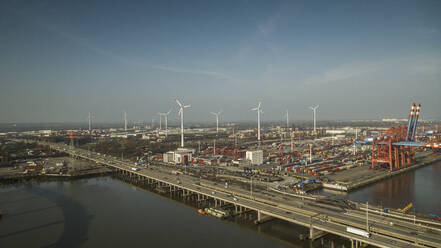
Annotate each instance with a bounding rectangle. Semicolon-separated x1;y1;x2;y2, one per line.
371;103;440;171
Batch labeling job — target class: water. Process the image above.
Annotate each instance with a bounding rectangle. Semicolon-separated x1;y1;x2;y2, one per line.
0;178;317;248
2;162;439;248
318;160;441;216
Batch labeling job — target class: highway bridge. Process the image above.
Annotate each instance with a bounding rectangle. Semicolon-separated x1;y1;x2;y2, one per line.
33;140;441;248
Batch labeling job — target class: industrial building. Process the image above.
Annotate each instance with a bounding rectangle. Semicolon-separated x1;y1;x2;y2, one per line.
163;148;195;165
246;150;263;165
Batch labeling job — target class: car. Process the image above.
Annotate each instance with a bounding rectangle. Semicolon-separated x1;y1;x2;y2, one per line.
211;191;216;195
233;197;238;201
227;194;233;197
285;211;291;214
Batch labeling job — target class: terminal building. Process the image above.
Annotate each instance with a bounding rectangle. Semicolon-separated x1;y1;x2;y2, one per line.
246;150;263;165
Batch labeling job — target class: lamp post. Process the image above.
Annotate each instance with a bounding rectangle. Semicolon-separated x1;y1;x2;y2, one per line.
366;201;369;231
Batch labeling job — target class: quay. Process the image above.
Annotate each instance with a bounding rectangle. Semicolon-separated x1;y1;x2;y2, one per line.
323;154;441;192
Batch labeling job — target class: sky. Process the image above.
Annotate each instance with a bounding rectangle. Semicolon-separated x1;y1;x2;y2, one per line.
1;0;440;123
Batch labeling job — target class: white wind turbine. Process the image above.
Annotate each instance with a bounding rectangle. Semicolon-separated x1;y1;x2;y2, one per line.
251;101;263;145
157;112;162;130
88;112;94;134
310;105;319;133
285;110;289;129
210;110;222;133
124;111;128;132
176;98;191;147
159;109;172;136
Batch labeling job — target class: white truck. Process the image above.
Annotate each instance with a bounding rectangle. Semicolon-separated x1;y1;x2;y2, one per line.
131;167;140;171
346;226;370;238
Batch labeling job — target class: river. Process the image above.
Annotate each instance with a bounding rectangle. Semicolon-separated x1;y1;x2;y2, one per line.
0;177;321;248
318;160;441;216
1;161;440;247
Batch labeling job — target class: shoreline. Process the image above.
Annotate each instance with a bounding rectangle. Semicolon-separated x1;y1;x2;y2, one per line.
323;153;441;192
0;167;112;185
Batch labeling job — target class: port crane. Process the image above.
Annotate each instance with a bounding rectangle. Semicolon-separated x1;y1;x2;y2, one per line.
369;103;440;171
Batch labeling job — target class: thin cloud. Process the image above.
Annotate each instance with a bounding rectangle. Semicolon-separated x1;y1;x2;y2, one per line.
152;65;242;82
303;55;441;85
303;62;380;85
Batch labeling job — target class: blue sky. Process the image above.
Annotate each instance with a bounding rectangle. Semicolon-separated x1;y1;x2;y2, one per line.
1;0;440;123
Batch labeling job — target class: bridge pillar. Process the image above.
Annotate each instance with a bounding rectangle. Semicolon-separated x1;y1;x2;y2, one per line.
257;210;261;222
309;227;326;240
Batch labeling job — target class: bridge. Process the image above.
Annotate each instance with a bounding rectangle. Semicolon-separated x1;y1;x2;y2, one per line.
34;140;441;248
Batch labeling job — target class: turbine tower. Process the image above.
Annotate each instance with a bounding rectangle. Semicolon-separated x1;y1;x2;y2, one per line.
157;112;162;130
88;112;94;134
159;109;172;136
310;105;319;133
124;111;127;132
285;110;289;129
176;98;191;147
210;110;222;133
251;101;263;145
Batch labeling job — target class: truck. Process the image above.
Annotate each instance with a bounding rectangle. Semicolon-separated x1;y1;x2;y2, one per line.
131;167;140;171
346;227;370;238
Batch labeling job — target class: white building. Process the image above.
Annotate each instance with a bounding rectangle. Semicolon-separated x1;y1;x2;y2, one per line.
246;150;263;165
163;148;194;165
163;151;174;163
39;130;52;136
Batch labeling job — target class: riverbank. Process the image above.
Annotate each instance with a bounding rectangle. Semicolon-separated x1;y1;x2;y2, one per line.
323;152;441;192
0;167;112;185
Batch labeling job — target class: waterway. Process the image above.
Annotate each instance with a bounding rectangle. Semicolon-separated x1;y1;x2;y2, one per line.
2;161;440;248
0;177;344;248
318;160;441;216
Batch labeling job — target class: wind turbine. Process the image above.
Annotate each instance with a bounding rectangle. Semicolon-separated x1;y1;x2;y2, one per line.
176;98;191;147
124;111;128;132
251;101;263;145
310;105;319;133
88;112;95;134
159;109;172;136
157;113;162;130
210;110;222;133
285;110;289;129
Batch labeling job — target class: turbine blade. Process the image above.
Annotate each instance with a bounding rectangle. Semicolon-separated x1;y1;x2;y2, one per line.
175;99;183;107
184;105;191;108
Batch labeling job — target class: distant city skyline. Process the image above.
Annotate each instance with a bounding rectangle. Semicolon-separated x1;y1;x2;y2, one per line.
1;0;440;123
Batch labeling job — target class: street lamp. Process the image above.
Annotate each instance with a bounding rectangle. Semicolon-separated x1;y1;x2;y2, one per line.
366;201;369;231
250;175;256;199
